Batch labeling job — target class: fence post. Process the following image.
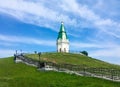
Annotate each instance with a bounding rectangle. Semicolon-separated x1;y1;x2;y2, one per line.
111;69;114;80
38;52;41;68
100;68;103;77
83;67;86;76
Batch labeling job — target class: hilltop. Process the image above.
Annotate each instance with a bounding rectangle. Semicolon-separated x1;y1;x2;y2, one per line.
25;52;120;69
0;57;120;87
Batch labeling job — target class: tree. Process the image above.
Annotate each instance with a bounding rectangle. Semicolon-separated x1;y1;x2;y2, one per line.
34;51;37;54
80;51;88;56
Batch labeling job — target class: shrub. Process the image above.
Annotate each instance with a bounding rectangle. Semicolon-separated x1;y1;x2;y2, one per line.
80;51;88;56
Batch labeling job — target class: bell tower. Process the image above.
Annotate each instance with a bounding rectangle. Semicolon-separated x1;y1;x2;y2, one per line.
56;22;69;53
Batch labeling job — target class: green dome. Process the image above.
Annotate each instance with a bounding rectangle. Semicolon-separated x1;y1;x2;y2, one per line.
57;22;68;40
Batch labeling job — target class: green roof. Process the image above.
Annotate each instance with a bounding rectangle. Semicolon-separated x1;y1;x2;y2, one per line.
57;22;68;40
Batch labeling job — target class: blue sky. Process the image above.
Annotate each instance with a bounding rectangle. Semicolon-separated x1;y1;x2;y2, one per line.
0;0;120;65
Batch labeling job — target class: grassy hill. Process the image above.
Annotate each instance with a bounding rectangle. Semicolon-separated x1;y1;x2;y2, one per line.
25;52;120;69
0;57;120;87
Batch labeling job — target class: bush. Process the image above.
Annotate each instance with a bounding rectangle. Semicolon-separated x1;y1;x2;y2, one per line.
80;51;88;56
34;51;37;54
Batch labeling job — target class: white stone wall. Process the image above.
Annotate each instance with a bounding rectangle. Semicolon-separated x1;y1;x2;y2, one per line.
57;39;69;53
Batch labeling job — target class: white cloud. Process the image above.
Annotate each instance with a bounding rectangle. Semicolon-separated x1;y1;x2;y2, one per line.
61;0;120;39
0;0;77;31
71;41;120;49
71;42;102;48
0;49;15;58
0;34;55;46
90;48;120;58
61;0;100;21
0;0;120;39
0;42;18;46
71;41;120;64
89;48;120;65
0;0;120;64
0;49;29;58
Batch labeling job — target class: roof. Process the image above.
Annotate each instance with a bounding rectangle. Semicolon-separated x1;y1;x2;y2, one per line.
57;22;68;40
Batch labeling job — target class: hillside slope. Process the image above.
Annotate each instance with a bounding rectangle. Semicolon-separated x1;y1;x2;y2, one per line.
0;57;120;87
25;53;120;69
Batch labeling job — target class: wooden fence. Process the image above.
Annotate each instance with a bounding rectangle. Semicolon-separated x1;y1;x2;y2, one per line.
14;54;120;81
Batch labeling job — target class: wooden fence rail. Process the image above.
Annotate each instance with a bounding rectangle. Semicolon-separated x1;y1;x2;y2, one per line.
14;54;120;81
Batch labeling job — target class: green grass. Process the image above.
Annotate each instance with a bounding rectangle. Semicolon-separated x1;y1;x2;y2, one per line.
25;52;120;69
0;57;120;87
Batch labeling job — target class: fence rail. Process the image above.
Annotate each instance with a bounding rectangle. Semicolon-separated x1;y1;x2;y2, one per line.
14;54;120;81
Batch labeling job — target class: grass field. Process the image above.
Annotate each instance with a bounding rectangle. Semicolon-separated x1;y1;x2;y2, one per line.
25;52;120;69
0;57;120;87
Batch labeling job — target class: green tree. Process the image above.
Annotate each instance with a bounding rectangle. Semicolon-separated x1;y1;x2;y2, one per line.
34;51;37;54
80;51;88;56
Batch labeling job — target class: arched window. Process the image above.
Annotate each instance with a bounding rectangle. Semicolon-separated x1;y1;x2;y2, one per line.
59;48;61;52
64;48;66;52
